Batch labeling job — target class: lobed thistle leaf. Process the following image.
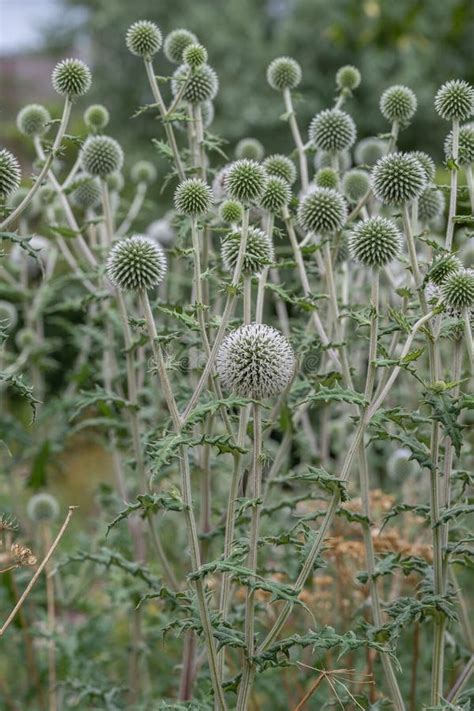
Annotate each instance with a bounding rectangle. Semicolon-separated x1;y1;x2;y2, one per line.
106;235;167;291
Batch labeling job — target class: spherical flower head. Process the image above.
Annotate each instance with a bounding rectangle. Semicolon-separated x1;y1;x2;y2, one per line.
17;104;50;137
216;323;295;398
164;29;198;64
380;85;417;124
441;269;474;309
131;160;157;185
235;138;264;162
372;152;426;206
0;148;21;199
309;108;356;152
219;199;244;224
267;57;302;91
106;235;167;291
52;58;92;97
297;187;347;234
225;159;267;203
107;171;124;192
27;493;60;523
409;151;436;182
348;216;402;268
260;175;291;213
435;80;474;121
171;63;218;104
174;177;213;216
418;187;445;223
183;43;207;69
354;137;387;167
336;65;361;91
315;167;339;190
428;254;462;286
84;104;110;131
444;123;474;165
8;187;39;219
71;175;101;209
81;135;124;177
126;20;162;58
342;169;370;203
221;226;274;274
263;154;297;184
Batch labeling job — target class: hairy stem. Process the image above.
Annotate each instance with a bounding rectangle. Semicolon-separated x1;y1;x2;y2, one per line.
283;88;309;192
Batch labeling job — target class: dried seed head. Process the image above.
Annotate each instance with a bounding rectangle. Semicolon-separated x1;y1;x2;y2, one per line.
174;177;213;216
297;187;347;234
183;43;207;69
428;254;462;285
435;80;474;121
444;123;474;165
309;108;356;152
315;167;339;190
225;159;267;203
372;152;426;206
259;175;291;213
263;154;297;184
221;226;274;274
0;148;21;199
126;20;162;58
336;65;361;91
235;138;264;162
131;160;157;185
219;199;244;224
17;104;51;137
81;135;124;176
171;63;218;104
342;169;370;203
418;186;446;223
27;493;60;523
71;175;101;209
354;137;387;167
164;29;198;64
52;58;92;97
441;268;474;308
84;104;110;131
348;216;402;267
267;57;302;91
106;235;167;291
380;85;417;124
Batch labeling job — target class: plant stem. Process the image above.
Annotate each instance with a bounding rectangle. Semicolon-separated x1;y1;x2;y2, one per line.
43;524;57;711
243;275;252;324
445;118;459;251
465;164;474;213
283;88;309;192
116;182;148;238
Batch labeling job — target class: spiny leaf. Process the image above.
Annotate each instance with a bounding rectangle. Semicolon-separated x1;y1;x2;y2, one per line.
301;384;367;407
107;492;185;534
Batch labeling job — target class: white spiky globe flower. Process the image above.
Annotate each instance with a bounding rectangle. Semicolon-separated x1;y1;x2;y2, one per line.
342;169;370;203
17;104;51;137
221;226;274;274
81;135;124;177
171;63;218;104
52;58;92;97
263;154;297;184
336;65;361;91
260;175;291;213
428;254;462;286
131;160;157;185
126;20;162;57
418;187;446;223
348;216;402;268
84;104;110;131
216;323;295;398
0;148;21;199
27;493;60;523
235;138;264;162
174;178;213;216
219;199;244;224
354;137;387;167
106;235;167;291
183;43;207;69
71;175;101;209
309;108;356;152
315;167;339;190
267;57;302;91
225;159;267;203
164;29;198;64
410;151;436;182
444;123;474;165
372;152;426;206
434;80;474;121
297;187;347;234
441;268;474;309
380;85;417;124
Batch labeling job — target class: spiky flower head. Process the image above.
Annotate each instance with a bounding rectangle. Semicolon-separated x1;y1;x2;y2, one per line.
263;154;297;184
171;63;218;104
81;135;124;177
131;160;157;185
342;169;370;203
372;152;426;206
435;80;474;121
410;151;436;183
126;20;162;58
309;108;356;152
52;58;92;97
183;43;207;69
297;187;347;234
216;323;295;398
260;175;291;213
354;137;387;167
441;269;474;309
0;148;21;199
17;104;50;137
418;187;446;223
428;254;462;286
221;226;274;274
225;159;267;203
336;65;361;91
84;104;110;131
71;175;101;209
164;28;198;64
235;138;264;162
348;216;402;268
106;235;167;291
27;493;60;523
444;123;474;165
380;85;417;124
314;167;338;190
174;178;213;216
107;172;124;192
267;56;302;91
219;199;244;224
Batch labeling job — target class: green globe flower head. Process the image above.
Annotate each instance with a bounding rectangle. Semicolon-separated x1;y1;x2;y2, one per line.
315;167;339;190
17;104;51;137
171;63;218;104
81;135;124;177
372;152;426;206
235;138;264;162
27;493;60;523
174;177;213;216
444;123;474;165
380;85;417;124
217;322;295;398
8;187;39;219
428;254;462;286
221;226;274;274
131;160;157;185
267;56;302;91
183;43;207;69
354;137;387;167
263;154;297;185
107;171;124;192
348;216;402;268
441;268;474;309
84;104;110;131
297;187;347;234
71;175;101;210
0;148;21;199
52;58;92;97
260;175;291;213
410;150;436;182
126;20;162;58
225;159;267;203
164;28;198;64
336;65;361;91
418;186;446;223
309;108;356;152
219;199;244;224
435;80;474;121
106;235;167;291
342;169;370;204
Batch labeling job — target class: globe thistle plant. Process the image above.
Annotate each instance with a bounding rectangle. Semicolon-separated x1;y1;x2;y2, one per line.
183;43;207;69
0;148;21;199
354;137;387;167
418;186;446;223
314;149;351;172
106;235;167;291
263;154;297;184
441;268;474;309
81;135;124;177
216;323;295;398
171;64;218;104
8;187;39;219
71;175;101;210
107;172;124;192
174;178;213;216
17;104;51;137
52;58;92;97
267;57;302;91
131;160;157;185
348;216;402;268
27;493;60;523
380;85;417;124
126;20;162;58
164;29;198;64
84;104;110;131
260;176;291;213
309;109;356;152
428;254;462;286
297;187;347;234
336;65;361;91
219;199;244;224
372;152;426;206
410;151;436;182
444;124;474;165
235;138;264;162
342;169;370;203
224;159;267;203
434;80;474;121
315;167;339;189
221;226;274;274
